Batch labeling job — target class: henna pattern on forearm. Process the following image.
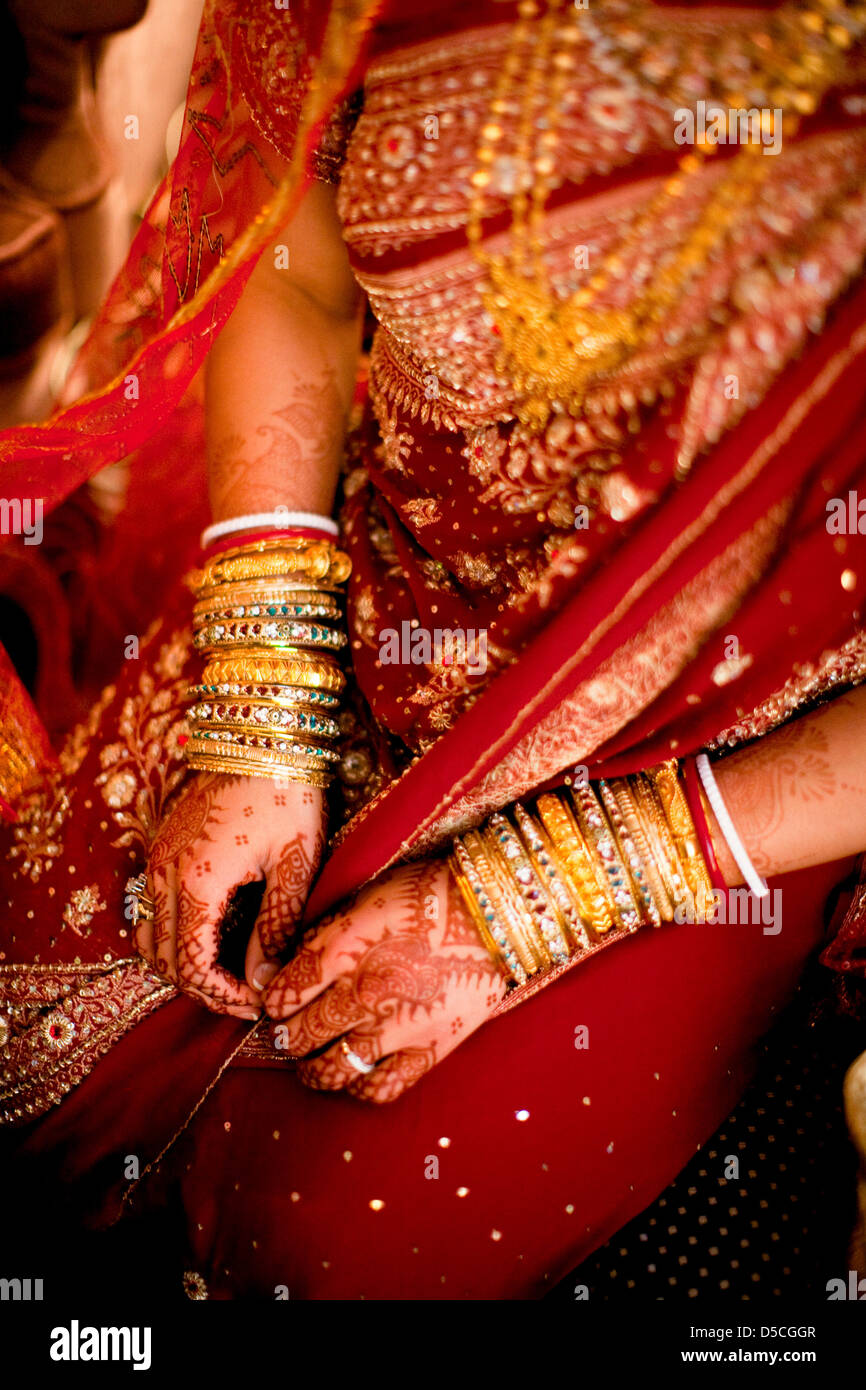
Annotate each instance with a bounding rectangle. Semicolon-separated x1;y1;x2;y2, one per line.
209;369;346;518
718;716;838;875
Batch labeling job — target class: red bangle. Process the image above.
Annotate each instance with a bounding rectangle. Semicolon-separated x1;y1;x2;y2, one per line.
202;526;337;558
681;755;727;892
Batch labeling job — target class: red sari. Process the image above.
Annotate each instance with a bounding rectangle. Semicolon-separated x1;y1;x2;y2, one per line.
2;0;866;1298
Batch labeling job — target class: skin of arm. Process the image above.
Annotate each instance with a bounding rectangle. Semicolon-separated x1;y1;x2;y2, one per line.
142;181;362;1009
206;179;362;519
708;683;866;885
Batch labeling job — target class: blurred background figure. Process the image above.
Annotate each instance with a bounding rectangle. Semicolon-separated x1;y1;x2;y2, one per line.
0;0;202;719
0;0;203;428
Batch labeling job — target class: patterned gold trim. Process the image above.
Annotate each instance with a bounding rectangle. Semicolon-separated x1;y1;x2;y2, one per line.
0;958;174;1126
707;630;866;753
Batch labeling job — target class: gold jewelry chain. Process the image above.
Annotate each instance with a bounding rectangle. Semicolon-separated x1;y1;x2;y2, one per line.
466;0;866;430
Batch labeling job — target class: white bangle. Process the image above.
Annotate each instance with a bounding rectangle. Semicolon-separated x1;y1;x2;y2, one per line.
696;753;769;899
200;511;339;548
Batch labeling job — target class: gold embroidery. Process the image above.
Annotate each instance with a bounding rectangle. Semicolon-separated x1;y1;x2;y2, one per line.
402;497;441;528
0;958;174;1126
408;503;792;852
183;1271;209;1301
62;884;108;938
352;585;380;648
58;681;118;779
375;393;415;474
7;668;128;883
95;628;193;854
7;784;71;884
707;631;866;752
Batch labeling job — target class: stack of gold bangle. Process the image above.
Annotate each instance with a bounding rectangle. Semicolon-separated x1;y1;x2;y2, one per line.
449;760;714;989
184;536;351;787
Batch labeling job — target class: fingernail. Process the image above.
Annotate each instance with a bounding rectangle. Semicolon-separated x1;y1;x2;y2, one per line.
238;1007;260;1021
253;962;280;990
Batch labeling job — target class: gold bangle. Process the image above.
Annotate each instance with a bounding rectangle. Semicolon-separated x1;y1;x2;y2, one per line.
535;793;614;939
448;848;517;985
463;830;541;978
201;654;346;694
472;828;543;975
608;777;673;922
186;701;340;741
486;812;570;965
185;735;338;773
456;834;529;984
193;589;341;621
569;782;641;932
188;681;341;710
480;825;552;972
193;621;347;654
512;802;592;951
189;539;351;595
184;750;331;789
201;536;345;564
644;760;713;910
596;779;660;928
630;773;689;911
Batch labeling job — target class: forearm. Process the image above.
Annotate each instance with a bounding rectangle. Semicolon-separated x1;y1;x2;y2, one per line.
205;184;362;522
707;684;866;884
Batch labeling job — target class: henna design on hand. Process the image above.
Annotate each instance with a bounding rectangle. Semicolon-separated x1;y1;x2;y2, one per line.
275;860;504;1099
349;1047;437;1103
150;774;237;869
176;880;258;1010
151;877;174;979
257;826;326;955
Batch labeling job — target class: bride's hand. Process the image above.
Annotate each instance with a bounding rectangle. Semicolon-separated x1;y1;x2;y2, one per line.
261;859;508;1101
137;772;325;1018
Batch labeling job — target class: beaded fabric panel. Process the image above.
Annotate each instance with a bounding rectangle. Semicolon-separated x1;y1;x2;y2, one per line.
337;15;866;445
231;3;866;753
0;960;172;1126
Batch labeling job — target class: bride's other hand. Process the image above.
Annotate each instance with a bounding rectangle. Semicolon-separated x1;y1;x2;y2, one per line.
137;772;325;1018
262;860;507;1101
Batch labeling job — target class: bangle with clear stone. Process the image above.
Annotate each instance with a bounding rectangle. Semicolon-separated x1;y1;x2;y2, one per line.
486;812;570;965
597;779;660;929
187;701;340;741
512;802;592;951
462;830;540;979
570;782;641;932
187;682;341;709
607;777;672;922
193;619;347;652
194;598;341;626
475;828;551;974
450;840;526;986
